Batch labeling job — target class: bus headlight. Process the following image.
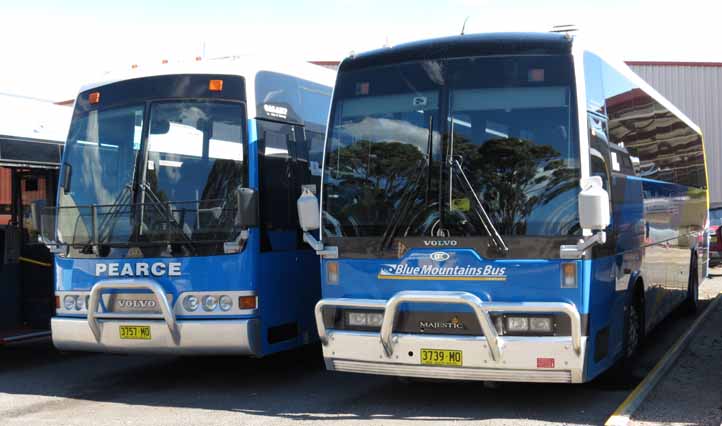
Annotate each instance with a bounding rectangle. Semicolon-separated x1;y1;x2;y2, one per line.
63;295;77;311
202;295;218;311
506;316;529;332
75;295;86;311
183;295;199;312
219;295;233;311
529;317;553;333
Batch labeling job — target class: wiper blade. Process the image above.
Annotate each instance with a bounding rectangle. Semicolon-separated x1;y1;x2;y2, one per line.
451;158;509;255
377;116;434;254
139;182;197;253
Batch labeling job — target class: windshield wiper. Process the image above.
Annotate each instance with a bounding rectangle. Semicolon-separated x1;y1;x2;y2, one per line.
451;158;509;255
377;116;434;254
138;182;197;253
79;184;133;253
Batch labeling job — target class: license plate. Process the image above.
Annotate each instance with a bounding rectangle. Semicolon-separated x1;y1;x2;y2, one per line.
119;325;151;340
420;348;463;367
711;235;718;243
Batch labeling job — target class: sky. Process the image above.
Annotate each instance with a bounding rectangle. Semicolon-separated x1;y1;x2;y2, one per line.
1;0;721;102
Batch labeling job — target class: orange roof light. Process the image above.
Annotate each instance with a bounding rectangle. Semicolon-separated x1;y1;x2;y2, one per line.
88;92;101;104
195;56;202;61
131;64;138;69
161;59;168;64
209;79;224;92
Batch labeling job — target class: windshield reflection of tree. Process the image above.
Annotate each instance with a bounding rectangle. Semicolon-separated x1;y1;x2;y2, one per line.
329;140;424;236
452;135;578;235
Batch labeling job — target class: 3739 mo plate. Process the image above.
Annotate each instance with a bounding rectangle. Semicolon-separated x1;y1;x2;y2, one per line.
420;348;463;367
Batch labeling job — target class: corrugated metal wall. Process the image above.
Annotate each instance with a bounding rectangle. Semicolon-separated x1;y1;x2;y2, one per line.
629;64;722;204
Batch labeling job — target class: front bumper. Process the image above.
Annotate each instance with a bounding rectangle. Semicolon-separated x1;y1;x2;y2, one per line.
53;279;260;355
52;317;260;355
316;291;587;383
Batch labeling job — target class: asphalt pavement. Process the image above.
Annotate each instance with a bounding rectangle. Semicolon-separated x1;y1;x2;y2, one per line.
1;275;721;426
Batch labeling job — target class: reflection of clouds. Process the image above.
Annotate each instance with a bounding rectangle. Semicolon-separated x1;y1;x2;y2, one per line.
422;61;445;86
339;117;440;155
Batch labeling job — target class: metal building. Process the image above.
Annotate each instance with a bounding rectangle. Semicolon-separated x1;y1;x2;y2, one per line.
628;62;722;204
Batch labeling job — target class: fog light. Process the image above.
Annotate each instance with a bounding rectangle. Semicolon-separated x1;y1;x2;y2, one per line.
75;295;86;311
506;316;529;332
367;312;384;327
183;295;199;312
347;312;367;326
561;262;577;288
202;295;218;311
529;317;553;333
63;295;76;311
219;295;233;311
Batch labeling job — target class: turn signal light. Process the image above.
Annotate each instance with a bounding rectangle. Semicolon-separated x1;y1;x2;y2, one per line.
54;296;60;309
88;92;100;104
238;295;257;310
208;79;224;92
561;262;577;288
326;261;339;285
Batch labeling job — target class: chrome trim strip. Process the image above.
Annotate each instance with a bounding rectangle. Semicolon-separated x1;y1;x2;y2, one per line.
88;280;179;344
329;360;573;383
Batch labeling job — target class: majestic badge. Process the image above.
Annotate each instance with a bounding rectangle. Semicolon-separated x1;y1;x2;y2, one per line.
419;316;465;331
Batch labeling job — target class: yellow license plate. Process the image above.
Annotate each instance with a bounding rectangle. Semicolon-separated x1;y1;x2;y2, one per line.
420;348;463;367
711;235;718;243
119;325;151;340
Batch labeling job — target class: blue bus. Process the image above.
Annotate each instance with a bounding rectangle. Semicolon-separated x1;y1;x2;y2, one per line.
38;59;335;355
297;33;708;383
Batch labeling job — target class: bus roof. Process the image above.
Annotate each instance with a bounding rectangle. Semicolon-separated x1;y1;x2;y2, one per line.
0;93;71;143
339;32;573;72
76;56;336;122
338;31;702;136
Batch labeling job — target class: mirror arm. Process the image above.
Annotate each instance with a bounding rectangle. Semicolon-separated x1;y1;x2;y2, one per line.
560;231;606;259
303;232;338;259
224;229;249;254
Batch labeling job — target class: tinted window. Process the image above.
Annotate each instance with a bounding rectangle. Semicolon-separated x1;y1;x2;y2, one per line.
584;52;606;115
255;72;332;126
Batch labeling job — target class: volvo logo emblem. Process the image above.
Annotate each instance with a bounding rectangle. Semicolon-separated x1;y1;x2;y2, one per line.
430;251;450;261
423;240;458;247
117;299;157;309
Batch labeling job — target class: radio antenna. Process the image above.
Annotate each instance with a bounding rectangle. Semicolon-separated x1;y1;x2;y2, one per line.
460;16;470;35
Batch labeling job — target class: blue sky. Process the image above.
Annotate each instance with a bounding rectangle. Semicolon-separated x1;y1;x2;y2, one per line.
1;0;720;100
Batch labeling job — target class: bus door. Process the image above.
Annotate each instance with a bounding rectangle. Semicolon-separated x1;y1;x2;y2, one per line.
257;119;318;346
0;167;56;341
16;169;56;329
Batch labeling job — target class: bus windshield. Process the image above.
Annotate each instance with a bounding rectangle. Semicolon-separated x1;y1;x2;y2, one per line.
57;100;246;252
323;55;580;243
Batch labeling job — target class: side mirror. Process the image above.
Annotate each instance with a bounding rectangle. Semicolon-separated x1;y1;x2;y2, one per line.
578;176;610;231
297;188;320;232
30;200;47;236
234;187;258;227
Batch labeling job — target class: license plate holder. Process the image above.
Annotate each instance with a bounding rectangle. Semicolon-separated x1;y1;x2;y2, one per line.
119;325;151;340
420;348;463;367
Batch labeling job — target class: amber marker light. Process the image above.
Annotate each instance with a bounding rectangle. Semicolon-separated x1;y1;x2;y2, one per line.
208;79;224;92
239;295;257;310
88;92;100;104
561;262;577;288
326;261;339;285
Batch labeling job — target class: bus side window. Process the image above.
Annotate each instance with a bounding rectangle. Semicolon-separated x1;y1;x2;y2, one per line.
257;119;296;251
588;114;611;191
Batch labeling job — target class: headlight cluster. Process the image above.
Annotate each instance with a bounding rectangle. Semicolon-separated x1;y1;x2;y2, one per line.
345;310;384;328
496;315;554;334
182;294;247;312
63;295;89;311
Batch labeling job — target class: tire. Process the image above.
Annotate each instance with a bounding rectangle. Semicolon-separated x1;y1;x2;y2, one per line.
684;254;699;314
623;295;644;360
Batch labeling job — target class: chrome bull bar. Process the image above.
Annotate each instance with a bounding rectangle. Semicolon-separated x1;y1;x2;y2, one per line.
87;280;179;344
314;290;582;362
